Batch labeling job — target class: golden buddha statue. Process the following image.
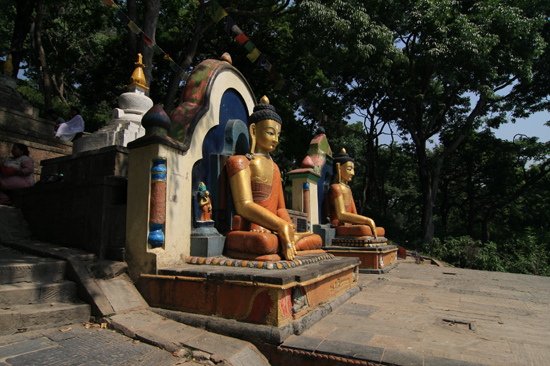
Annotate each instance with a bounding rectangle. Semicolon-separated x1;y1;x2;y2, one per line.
223;96;324;261
328;148;385;239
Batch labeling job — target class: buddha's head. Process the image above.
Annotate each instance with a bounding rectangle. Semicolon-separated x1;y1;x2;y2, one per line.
248;96;282;155
334;148;355;183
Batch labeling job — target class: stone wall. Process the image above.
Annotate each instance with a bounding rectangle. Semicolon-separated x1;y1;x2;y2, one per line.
0;105;72;180
13;146;129;261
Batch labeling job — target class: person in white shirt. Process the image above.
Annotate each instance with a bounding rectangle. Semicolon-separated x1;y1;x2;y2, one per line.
54;106;85;141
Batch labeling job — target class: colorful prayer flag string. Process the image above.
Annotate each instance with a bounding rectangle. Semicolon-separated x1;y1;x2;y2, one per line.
209;1;331;125
102;0;330;124
101;0;189;82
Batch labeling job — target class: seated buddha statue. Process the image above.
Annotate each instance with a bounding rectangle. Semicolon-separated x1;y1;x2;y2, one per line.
328;148;385;239
224;96;324;261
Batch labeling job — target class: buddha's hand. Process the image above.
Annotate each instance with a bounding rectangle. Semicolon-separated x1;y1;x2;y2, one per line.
277;221;297;260
366;218;378;238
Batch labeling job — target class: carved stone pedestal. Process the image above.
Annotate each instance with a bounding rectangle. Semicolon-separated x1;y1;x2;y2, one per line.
137;256;359;343
324;242;398;273
190;225;225;257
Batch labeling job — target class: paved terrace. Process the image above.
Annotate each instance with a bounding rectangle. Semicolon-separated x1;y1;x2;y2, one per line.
282;260;550;365
2;202;549;365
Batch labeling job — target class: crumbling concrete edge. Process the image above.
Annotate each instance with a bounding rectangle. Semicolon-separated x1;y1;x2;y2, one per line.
359;261;399;274
1;240;120;317
1;239;270;366
152;284;361;346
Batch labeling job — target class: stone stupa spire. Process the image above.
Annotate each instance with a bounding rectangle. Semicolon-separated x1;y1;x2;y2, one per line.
125;53;149;94
73;53;153;154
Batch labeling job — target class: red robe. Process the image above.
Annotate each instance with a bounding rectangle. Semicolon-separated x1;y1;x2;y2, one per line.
224;155;322;261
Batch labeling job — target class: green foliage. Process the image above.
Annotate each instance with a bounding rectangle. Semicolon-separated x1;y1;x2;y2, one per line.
422;236;504;272
499;229;550;276
422;233;550;276
0;0;15;56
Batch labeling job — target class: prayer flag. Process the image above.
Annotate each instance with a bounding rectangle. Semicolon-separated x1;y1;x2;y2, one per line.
223;16;236;36
170;62;181;72
231;24;243;35
255;54;268;68
262;59;272;72
117;9;130;24
243;40;255;53
127;21;141;34
164;54;174;63
274;74;285;90
211;0;220;12
235;33;249;45
212;6;228;23
268;67;277;80
102;0;115;7
289;87;299;100
246;48;261;63
152;44;164;55
141;32;153;45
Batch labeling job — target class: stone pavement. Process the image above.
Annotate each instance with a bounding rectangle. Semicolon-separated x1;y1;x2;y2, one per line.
0;322;211;366
282;260;550;366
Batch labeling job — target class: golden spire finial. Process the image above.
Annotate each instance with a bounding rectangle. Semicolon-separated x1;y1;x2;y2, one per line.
259;95;270;104
341;148;347;154
126;53;149;91
3;54;13;75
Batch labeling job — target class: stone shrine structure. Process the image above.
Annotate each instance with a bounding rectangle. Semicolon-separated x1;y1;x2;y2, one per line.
125;55;360;340
287;135;398;273
73;54;151;154
9;55;154;261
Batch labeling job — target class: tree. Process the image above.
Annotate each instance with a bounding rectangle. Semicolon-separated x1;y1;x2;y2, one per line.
9;0;37;77
438;129;550;242
308;0;547;243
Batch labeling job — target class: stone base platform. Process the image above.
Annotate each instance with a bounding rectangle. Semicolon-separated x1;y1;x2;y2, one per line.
136;256;360;340
324;244;398;273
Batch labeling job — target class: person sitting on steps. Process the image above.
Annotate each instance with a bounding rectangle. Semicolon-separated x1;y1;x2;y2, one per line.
54;106;84;141
0;143;35;205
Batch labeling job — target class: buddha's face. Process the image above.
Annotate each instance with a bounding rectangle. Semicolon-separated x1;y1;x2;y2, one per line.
253;119;281;154
340;161;355;183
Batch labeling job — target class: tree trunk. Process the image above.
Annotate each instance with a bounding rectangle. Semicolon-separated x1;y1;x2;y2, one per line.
416;143;443;245
164;3;210;114
10;0;38;77
127;0;137;57
140;0;160;94
419;167;435;244
33;0;52;111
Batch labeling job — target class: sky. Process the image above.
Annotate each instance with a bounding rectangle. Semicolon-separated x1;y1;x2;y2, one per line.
491;111;549;143
372;110;550;147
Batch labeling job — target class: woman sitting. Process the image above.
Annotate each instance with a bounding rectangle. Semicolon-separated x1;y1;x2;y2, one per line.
0;143;35;205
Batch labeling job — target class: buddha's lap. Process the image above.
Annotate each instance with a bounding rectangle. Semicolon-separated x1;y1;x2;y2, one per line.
225;230;322;255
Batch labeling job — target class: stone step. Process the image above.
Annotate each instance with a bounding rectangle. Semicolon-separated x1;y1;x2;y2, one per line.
0;259;66;285
0;302;91;336
0;245;67;285
0;280;77;306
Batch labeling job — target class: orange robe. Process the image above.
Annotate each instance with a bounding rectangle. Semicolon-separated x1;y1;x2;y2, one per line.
329;183;385;237
224;155;323;261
